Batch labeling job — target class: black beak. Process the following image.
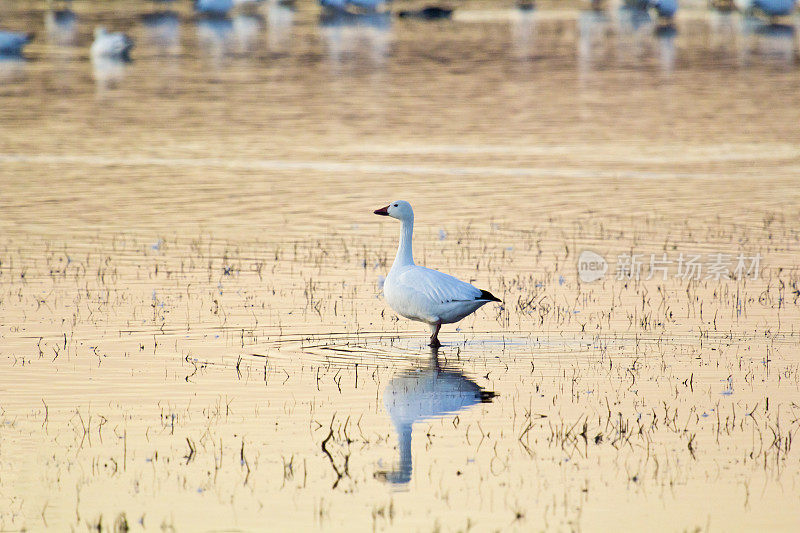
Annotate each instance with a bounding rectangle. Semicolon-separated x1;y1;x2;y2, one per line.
374;205;390;216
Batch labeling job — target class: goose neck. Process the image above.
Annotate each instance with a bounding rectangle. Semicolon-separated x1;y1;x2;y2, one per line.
392;217;415;268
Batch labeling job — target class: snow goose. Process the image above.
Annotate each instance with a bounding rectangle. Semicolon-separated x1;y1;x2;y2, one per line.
736;0;797;16
0;31;33;56
91;27;134;61
374;200;501;347
195;0;234;17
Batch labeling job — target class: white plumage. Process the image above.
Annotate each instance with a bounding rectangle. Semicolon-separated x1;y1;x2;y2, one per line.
91;27;134;60
374;200;501;347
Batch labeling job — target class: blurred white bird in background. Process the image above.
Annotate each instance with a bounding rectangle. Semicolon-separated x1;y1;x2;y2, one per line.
91;27;134;61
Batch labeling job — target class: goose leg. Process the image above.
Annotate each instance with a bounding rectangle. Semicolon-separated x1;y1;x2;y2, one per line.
429;323;442;348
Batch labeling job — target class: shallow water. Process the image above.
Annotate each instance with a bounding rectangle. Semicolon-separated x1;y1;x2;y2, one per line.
1;0;800;531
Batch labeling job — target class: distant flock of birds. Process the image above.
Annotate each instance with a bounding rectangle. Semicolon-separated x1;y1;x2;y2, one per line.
0;0;798;60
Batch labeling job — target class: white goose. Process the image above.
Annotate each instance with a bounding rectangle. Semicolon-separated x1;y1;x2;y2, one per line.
374;201;501;347
91;27;134;61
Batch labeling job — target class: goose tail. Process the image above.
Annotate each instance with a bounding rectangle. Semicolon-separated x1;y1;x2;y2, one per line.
478;289;502;303
479;390;497;403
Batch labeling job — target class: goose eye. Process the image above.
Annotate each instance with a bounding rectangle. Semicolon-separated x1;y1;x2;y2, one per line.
393;204;398;207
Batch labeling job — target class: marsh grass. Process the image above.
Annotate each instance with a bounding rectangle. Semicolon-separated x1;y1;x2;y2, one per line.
1;209;798;530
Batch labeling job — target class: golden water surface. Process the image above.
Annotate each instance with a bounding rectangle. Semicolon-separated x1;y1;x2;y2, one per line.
1;1;800;531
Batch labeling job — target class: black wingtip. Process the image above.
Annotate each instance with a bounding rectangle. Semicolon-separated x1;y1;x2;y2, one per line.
479;390;497;403
479;289;502;303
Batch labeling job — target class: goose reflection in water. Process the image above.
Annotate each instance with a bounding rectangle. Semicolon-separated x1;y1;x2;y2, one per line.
196;16;234;64
738;16;796;66
320;8;391;66
266;0;295;53
92;57;130;92
233;13;265;53
511;3;537;60
45;8;77;46
578;8;611;71
708;9;738;57
613;2;677;73
140;11;181;53
377;348;495;485
0;56;27;84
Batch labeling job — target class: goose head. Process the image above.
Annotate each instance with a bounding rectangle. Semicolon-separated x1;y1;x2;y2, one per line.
374;200;413;222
